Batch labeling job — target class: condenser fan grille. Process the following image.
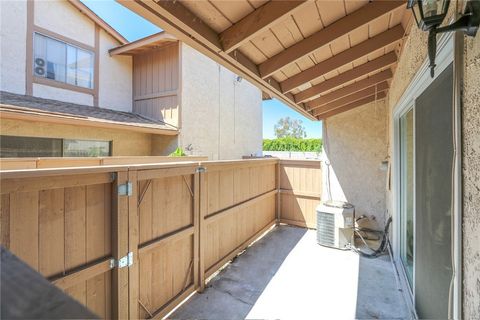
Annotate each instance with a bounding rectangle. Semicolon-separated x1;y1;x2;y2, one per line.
317;211;335;246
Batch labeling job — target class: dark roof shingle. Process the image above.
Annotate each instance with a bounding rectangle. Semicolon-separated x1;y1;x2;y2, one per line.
0;91;178;133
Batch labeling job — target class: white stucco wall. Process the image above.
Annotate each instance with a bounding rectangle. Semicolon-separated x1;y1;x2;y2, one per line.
0;0;27;94
98;29;132;112
34;0;95;47
180;44;262;160
322;100;388;229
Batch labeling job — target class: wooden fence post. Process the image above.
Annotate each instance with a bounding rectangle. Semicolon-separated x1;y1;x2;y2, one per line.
193;172;200;290
112;171;129;319
128;169;139;319
198;170;207;292
276;161;281;224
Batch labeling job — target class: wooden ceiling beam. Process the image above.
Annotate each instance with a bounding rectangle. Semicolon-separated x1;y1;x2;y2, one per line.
295;52;397;103
220;1;308;53
118;0;316;120
312;81;389;116
316;91;387;120
259;1;404;78
281;25;405;93
307;69;392;110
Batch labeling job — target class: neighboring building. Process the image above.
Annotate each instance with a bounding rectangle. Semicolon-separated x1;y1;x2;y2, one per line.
0;0;262;159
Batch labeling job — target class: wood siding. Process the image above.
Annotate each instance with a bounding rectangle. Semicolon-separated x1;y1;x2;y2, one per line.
133;43;180;127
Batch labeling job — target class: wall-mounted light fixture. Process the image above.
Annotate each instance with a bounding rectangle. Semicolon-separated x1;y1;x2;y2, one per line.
407;0;480;77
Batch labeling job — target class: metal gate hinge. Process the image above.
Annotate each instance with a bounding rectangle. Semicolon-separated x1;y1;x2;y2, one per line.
118;181;133;196
110;252;133;269
196;166;206;173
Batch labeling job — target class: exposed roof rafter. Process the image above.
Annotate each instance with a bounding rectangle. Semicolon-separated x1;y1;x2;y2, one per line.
220;1;308;53
294;52;397;103
312;81;389;116
281;25;405;93
259;1;404;78
307;69;393;110
316;91;387;120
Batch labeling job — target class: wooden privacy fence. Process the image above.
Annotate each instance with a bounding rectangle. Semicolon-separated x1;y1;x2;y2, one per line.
0;158;285;319
278;159;322;228
0;156;208;170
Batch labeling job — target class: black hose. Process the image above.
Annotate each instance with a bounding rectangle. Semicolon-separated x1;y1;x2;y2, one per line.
351;216;392;258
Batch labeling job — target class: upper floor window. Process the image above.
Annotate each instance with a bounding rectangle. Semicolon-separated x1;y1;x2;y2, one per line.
33;33;94;89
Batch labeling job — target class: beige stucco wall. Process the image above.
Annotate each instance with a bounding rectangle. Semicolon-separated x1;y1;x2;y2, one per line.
0;119;152;156
0;1;27;94
385;3;479;316
322;100;388;229
98;29;132;112
462;31;480;319
34;0;95;47
179;44;262;160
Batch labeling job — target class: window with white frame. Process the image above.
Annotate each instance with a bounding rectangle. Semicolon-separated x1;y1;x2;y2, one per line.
33;33;94;89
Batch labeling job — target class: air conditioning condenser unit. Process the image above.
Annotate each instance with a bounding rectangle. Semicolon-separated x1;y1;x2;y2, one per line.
316;202;354;249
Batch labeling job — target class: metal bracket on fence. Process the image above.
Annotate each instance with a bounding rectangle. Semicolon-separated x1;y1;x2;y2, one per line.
118;182;133;196
196;166;206;173
110;252;133;269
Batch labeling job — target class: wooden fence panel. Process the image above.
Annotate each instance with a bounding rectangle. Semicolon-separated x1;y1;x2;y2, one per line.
0;174;116;319
0;158;300;319
279;160;322;228
133;164;198;319
201;161;277;278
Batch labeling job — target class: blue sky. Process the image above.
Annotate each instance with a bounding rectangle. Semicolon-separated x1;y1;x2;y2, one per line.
82;0;322;139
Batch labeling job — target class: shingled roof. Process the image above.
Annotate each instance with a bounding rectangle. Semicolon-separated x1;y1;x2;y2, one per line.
0;91;178;135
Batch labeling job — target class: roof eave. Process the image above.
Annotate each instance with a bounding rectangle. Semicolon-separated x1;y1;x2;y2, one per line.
0;107;179;136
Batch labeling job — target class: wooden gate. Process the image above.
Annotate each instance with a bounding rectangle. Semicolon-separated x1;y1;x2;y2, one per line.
0;168;121;318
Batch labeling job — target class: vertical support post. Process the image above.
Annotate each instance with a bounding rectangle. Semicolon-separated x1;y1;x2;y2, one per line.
193;172;200;290
198;171;207;292
128;169;139;319
276;160;281;224
112;171;129;319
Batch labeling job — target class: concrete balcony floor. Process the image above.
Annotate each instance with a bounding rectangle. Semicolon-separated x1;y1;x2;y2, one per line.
171;225;412;319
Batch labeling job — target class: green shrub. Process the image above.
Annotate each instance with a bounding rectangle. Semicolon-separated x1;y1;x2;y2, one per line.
169;147;186;157
263;138;322;152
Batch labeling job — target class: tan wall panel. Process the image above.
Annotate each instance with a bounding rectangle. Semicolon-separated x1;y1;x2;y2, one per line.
0;118;152;156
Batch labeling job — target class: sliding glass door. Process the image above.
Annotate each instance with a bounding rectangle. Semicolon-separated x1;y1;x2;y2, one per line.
397;64;454;319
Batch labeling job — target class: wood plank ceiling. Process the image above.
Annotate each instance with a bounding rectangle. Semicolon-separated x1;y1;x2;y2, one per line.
118;0;412;121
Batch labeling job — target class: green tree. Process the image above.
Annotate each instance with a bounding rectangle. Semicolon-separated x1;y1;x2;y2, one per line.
274;117;306;139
